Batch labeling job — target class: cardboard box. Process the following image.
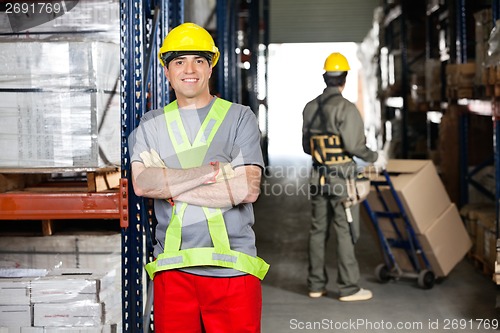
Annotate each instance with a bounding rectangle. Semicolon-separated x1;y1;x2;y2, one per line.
0;305;31;328
0;91;120;168
0;40;119;92
41;325;118;333
367;159;451;234
0;233;121;271
20;329;43;333
30;269;117;304
419;204;472;277
33;302;103;327
474;210;497;269
0;40;121;168
364;199;471;277
0;279;30;305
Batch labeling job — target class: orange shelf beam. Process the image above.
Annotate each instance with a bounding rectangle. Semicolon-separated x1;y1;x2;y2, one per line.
0;178;129;224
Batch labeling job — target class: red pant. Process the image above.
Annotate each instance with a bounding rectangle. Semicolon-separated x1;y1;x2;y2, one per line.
153;270;262;333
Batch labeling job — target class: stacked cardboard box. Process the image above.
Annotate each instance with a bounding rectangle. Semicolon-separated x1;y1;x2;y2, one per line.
31;269;121;328
0;279;31;332
446;63;476;99
425;59;442;103
0;269;120;333
0;0;120;169
474;8;493;88
365;159;472;277
0;233;121;271
0;40;120;168
0;233;122;332
0;0;119;41
460;203;497;274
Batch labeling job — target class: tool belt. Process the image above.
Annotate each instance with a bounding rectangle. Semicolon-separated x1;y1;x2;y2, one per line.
344;174;370;207
309;165;369;205
310;134;352;166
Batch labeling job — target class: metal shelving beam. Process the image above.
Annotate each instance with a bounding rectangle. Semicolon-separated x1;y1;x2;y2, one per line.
120;0;183;332
400;0;409;159
0;191;124;220
457;1;497;211
494;0;500;239
120;0;147;332
456;0;469;207
217;0;240;102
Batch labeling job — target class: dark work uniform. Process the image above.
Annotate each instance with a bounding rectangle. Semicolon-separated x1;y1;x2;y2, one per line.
302;86;377;296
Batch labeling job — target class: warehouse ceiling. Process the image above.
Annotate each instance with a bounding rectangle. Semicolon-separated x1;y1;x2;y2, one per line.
270;0;381;43
185;0;381;44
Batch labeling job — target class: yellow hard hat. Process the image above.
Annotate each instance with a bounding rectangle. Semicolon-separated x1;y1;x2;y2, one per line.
158;22;220;67
323;52;350;72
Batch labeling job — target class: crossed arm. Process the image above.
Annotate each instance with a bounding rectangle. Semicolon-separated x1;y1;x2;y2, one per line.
131;161;262;208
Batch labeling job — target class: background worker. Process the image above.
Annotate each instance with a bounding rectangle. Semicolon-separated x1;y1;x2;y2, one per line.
302;52;387;301
129;22;269;333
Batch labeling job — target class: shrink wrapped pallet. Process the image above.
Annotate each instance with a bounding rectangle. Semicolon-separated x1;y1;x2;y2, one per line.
0;39;120;168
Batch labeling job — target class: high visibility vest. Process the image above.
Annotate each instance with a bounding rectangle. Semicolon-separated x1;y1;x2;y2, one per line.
145;98;269;280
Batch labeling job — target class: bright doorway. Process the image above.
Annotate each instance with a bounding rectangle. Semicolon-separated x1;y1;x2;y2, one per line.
266;42;360;161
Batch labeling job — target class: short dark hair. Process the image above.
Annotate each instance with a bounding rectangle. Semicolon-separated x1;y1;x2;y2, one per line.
323;72;347;87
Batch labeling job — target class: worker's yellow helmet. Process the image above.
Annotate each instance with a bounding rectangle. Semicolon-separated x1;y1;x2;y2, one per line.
323;52;350;73
158;22;220;67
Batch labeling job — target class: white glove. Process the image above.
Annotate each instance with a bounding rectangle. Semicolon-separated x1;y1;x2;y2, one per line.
139;149;166;168
373;150;388;170
217;162;235;182
205;161;235;184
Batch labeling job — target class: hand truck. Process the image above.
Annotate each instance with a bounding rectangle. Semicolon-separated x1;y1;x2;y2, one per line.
362;169;436;289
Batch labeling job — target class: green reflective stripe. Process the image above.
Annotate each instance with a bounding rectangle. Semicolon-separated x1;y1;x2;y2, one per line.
202;207;231;251
164;101;192;156
164;202;188;252
145;247;270;280
163;98;232;168
164;204;230;253
193;98;232;149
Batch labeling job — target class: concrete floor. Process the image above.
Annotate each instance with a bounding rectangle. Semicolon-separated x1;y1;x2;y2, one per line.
253;155;500;333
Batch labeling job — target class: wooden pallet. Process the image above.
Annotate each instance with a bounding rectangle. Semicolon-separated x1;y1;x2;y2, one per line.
0;167;120;193
0;167;125;236
467;252;494;277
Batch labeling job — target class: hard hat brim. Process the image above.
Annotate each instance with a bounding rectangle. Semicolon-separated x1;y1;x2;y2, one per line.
325;71;348;77
160;51;215;67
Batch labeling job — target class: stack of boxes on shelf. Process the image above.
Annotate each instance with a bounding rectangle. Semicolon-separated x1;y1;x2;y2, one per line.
460;203;498;277
0;270;120;333
0;233;122;332
424;58;441;104
445;63;476;100
444;7;490;101
0;40;121;168
0;3;124;330
474;8;493;94
365;159;472;278
0;0;121;169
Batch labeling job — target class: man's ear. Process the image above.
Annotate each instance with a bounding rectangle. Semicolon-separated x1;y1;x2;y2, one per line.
164;66;170;81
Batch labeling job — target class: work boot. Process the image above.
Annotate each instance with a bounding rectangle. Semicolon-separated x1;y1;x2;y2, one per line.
338;288;373;302
308;290;327;298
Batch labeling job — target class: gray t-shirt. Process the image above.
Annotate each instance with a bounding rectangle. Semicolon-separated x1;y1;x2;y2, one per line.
129;97;264;277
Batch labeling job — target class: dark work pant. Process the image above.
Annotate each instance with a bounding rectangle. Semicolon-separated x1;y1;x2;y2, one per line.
307;194;361;297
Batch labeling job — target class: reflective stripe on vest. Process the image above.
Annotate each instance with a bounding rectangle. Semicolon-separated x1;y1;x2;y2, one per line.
145;98;270;280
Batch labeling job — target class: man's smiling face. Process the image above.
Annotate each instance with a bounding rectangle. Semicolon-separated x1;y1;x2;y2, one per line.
164;54;212;101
